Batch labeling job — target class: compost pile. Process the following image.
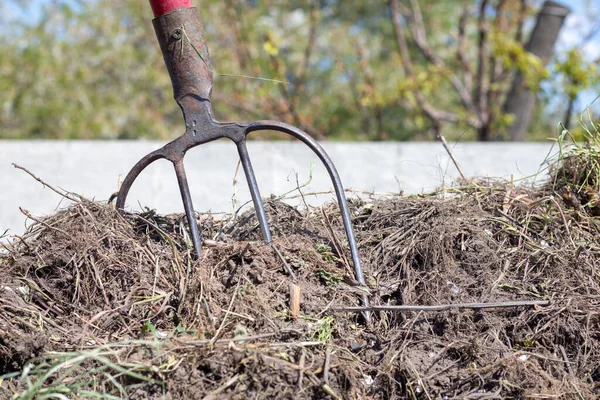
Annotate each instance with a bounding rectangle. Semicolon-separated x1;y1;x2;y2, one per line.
1;151;600;399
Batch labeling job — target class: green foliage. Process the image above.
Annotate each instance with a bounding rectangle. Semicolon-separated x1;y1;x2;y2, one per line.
317;268;343;286
315;243;339;263
555;49;599;101
309;315;335;342
3;341;165;399
491;33;549;91
0;0;592;140
140;320;157;337
1;0;177;139
175;322;197;335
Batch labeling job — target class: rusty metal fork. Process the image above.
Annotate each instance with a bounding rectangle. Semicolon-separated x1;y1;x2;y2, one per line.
116;5;370;321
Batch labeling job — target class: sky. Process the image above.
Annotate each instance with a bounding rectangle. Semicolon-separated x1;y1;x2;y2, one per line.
557;0;600;57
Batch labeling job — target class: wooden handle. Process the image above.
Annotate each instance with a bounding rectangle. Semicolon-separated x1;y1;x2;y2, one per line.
149;0;191;18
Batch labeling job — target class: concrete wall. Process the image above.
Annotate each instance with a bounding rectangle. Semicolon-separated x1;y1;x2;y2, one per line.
0;141;556;237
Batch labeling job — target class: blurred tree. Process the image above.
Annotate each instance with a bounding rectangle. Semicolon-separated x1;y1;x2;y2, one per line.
503;0;569;141
555;49;599;132
205;0;415;140
552;4;600;134
388;0;569;142
0;0;589;141
1;0;176;139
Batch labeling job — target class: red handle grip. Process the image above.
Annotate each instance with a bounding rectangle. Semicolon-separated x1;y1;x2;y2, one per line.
149;0;191;17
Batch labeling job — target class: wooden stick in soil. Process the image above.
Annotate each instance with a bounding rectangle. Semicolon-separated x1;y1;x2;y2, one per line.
336;299;549;313
290;283;301;320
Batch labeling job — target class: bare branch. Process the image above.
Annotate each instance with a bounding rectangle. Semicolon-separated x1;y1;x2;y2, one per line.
334;54;368;125
515;0;527;44
457;0;474;95
212;93;265;119
388;0;459;125
336;300;550;313
490;0;508;85
406;0;480;124
268;55;325;139
294;0;320;107
491;1;527;88
389;0;415;77
487;0;508;135
13;163;82;203
354;39;386;140
389;0;468;174
435;126;467;181
223;0;255;73
475;0;490;122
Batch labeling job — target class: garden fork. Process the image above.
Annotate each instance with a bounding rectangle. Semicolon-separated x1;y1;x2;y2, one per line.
117;0;370;319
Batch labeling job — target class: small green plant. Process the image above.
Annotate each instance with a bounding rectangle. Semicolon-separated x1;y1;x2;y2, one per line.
273;310;290;319
276;352;293;363
316;244;339;263
311;316;335;342
175;323;197;336
514;338;536;350
552;110;600;190
317;268;343;287
140;320;156;337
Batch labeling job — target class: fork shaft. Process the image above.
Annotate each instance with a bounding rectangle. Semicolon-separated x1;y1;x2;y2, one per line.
236;140;272;243
173;159;203;258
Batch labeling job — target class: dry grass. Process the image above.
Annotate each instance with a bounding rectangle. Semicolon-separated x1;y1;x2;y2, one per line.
1;138;600;398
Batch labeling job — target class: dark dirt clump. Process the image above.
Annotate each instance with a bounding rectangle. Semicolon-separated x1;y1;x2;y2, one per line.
1;157;600;399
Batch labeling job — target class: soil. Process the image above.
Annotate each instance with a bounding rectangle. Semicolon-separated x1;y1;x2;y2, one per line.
1;160;600;399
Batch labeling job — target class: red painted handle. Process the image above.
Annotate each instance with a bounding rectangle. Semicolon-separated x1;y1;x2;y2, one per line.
149;0;191;17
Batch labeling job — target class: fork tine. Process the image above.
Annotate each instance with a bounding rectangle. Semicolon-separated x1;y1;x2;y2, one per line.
236;140;272;243
245;121;372;324
173;159;203;259
116;149;165;212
